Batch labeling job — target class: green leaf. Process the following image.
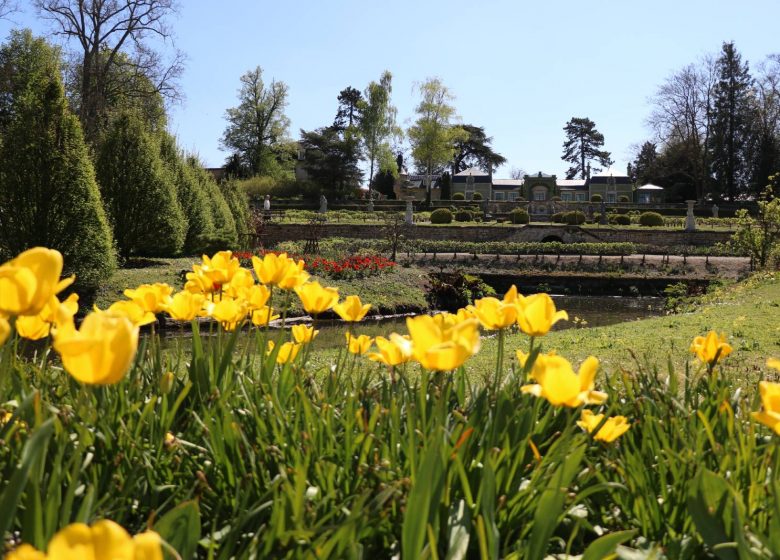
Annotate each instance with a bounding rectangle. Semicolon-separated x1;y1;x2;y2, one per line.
444;499;471;560
581;529;637;560
686;469;741;560
0;418;54;539
154;500;201;560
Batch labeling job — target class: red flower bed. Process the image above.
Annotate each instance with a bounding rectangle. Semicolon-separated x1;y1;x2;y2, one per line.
233;250;395;279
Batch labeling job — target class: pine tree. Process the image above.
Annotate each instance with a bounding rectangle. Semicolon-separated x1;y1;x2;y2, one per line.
709;42;753;201
0;30;116;288
96;113;186;258
561;118;612;179
158;132;215;253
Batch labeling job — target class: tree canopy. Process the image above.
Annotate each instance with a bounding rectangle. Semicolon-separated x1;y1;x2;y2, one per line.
451;124;506;175
561;117;612;179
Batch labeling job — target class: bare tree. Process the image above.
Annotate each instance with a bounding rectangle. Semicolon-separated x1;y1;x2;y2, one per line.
509;167;526;180
34;0;183;142
0;1;19;19
647;55;717;200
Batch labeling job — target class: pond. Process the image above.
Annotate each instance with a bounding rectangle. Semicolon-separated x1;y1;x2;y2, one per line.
157;295;664;351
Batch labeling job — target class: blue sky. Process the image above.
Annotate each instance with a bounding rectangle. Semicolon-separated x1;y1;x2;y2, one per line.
3;0;779;178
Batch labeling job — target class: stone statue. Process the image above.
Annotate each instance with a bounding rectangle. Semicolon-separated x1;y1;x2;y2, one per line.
599;201;607;225
263;195;271;212
319;194;327;214
405;198;414;225
711;204;719;218
685;200;696;232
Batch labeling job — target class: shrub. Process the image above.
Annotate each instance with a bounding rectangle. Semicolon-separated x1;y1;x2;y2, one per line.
455;210;473;222
430;208;453;224
551;196;562;202
618;195;630;203
590;194;602;202
96;113;186;258
426;271;495;311
472;192;483;201
612;214;631;225
0;30;116;288
639;211;665;227
551;212;566;223
564;211;586;225
509;209;530;224
188;159;239;248
452;192;465;200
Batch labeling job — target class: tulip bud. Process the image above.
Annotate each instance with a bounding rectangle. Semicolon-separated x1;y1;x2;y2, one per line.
160;371;175;394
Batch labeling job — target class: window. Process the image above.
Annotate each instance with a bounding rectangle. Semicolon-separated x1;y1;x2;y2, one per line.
507;192;518;201
575;193;587;202
532;185;547;201
607;192;616;203
561;192;573;201
494;192;505;201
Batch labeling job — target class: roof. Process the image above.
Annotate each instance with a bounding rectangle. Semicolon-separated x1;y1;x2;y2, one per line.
591;167;628;178
492;179;524;187
637;184;664;190
454;166;489;177
526;171;554;178
557;179;587;188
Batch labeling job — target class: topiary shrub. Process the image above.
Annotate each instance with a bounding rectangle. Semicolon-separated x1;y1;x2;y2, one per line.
564;211;586;225
551;196;562;202
430;208;453;224
611;214;631;225
639;211;664;227
472;192;483;201
618;195;630;203
452;192;465;200
455;210;473;222
551;212;566;223
590;194;603;202
509;209;530;224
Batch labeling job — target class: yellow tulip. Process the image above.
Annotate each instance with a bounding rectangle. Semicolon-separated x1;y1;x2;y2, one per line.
239;284;271;310
53;311;139;385
251;306;279;327
184;264;216;294
521;353;607;407
368;334;414;366
577;409;630;442
292;324;318;343
267;340;301;364
346;333;373;354
333;295;371;322
406;314;480;371
752;380;780;435
470;296;518;330
6;543;46;560
15;293;80;340
515;293;568;337
769;358;780;371
0;315;10;346
206;297;247;331
12;520;163;560
165;291;206;321
103;300;156;327
503;284;522;305
123;283;173;314
252;253;309;289
295;281;339;315
0;247;74;316
201;250;241;286
690;331;733;366
225;267;255;297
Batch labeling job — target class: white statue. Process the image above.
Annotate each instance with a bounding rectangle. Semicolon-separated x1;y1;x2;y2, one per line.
263;195;271;212
319;194;328;213
711;204;719;218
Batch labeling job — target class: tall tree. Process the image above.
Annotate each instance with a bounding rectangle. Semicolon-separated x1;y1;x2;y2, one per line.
450;124;506;174
34;0;183;143
333;86;362;131
299;126;362;199
358;71;400;198
0;30;116;287
96;113;185;258
631;141;660;185
709;42;753;201
221;66;291;177
561;117;612;179
747;55;780;194
647;57;717;200
408;77;466;204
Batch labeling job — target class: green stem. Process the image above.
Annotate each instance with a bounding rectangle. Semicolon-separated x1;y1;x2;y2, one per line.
493;328;505;396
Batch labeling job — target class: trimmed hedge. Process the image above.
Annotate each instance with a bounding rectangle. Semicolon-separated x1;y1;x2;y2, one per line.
509;209;530;224
452;192;465;200
612;214;631;225
472;192;483;201
455;210;473;222
639;211;664;227
551;212;566;223
563;211;586;225
430;208;453;224
590;194;602;202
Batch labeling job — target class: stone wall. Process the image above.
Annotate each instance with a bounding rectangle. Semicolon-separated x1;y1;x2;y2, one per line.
260;223;734;248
